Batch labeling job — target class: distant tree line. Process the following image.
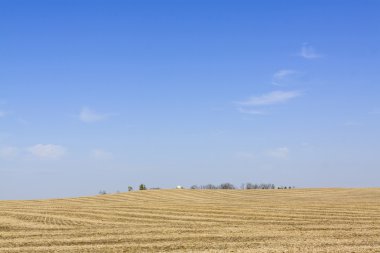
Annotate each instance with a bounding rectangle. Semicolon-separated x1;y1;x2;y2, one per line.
99;183;295;194
99;190;107;195
189;183;294;190
190;183;244;190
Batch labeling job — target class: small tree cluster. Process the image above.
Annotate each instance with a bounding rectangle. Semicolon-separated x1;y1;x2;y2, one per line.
191;183;236;189
244;183;275;189
99;190;107;195
139;184;147;190
219;183;235;189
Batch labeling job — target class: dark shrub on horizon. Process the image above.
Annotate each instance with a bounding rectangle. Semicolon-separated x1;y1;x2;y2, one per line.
219;183;235;189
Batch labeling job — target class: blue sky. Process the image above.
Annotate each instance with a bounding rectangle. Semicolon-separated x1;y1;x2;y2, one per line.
1;0;380;199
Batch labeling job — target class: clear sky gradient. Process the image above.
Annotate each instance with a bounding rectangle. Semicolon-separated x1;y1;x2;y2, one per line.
1;0;380;199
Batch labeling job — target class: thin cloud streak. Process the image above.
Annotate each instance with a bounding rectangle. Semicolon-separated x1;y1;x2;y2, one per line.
27;144;66;160
266;147;290;159
90;149;113;160
272;69;298;86
237;107;266;115
238;90;301;106
299;44;322;59
79;107;112;123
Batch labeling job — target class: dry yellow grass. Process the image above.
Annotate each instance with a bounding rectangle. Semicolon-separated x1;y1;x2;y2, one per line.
1;188;380;252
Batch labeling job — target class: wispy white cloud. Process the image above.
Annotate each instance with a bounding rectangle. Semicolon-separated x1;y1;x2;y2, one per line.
27;144;66;160
238;90;301;106
272;69;297;85
79;107;112;123
0;146;19;159
90;149;113;160
266;147;290;159
237;107;266;115
299;43;322;59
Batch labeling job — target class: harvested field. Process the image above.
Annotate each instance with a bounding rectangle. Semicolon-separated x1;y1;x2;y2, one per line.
1;188;380;252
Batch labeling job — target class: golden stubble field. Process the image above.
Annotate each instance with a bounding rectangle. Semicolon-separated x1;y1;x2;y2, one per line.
1;188;380;252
